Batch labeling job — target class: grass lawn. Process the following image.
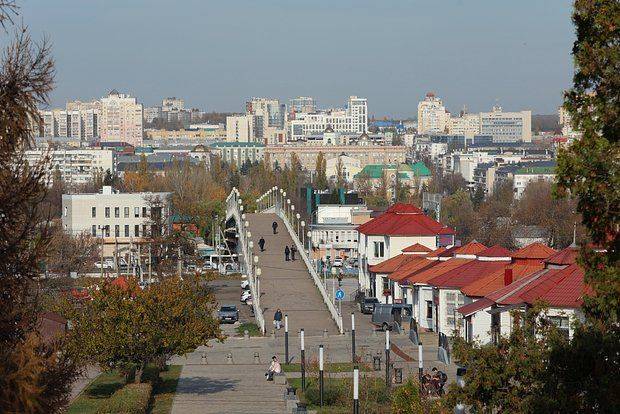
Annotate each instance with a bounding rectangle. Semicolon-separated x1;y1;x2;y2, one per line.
235;322;261;336
67;365;183;414
282;362;371;373
148;365;182;414
67;371;125;414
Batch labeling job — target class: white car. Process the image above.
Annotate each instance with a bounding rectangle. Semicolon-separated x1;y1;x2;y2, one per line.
240;291;252;303
332;258;344;267
240;280;250;289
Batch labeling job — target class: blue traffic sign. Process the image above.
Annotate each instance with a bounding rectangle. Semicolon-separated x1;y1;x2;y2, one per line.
335;289;345;300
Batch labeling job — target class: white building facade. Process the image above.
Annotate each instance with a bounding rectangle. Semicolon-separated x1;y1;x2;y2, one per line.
479;106;532;143
99;90;144;146
417;93;449;135
25;148;114;186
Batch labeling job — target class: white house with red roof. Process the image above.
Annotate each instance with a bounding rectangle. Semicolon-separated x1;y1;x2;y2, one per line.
356;203;455;298
457;245;586;344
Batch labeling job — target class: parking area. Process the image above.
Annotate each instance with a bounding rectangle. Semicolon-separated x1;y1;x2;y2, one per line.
207;275;254;336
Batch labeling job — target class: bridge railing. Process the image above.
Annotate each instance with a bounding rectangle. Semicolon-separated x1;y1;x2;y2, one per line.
226;188;266;334
256;187;344;334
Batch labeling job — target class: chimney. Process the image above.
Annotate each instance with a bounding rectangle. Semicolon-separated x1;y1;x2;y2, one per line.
504;267;513;286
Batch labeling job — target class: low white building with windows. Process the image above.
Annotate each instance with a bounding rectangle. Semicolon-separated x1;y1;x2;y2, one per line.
309;204;371;262
61;186;171;256
25;148;114;186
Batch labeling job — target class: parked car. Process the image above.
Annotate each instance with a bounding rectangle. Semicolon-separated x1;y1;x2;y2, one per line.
240;290;252;303
371;303;413;331
218;305;239;323
240;280;250;289
94;259;114;270
359;297;380;314
332;258;344;267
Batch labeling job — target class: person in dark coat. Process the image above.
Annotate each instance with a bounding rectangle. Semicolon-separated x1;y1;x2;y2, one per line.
290;245;297;261
258;237;266;252
272;221;278;234
284;246;290;261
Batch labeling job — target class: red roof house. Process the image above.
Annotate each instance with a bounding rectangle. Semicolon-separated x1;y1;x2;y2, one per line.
357;203;455;237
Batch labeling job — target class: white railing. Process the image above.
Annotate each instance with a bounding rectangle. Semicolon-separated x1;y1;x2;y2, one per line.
226;188;266;334
256;187;344;334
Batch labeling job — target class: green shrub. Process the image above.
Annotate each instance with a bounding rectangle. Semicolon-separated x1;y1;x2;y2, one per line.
390;377;443;414
303;380;343;406
95;383;152;414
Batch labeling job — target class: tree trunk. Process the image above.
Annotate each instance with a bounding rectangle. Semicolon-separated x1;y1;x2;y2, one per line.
134;363;144;383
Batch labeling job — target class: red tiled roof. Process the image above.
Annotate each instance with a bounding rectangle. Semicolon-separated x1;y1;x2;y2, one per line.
454;241;487;256
402;243;432;253
518;264;586;308
406;258;471;284
369;254;416;274
426;246;448;258
545;246;579;265
460;263;544;298
428;260;507;289
477;245;512;258
512;243;556;260
357;203;455;236
389;257;436;282
458;298;494;316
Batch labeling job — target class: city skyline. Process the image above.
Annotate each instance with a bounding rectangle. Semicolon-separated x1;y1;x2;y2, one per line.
21;0;574;117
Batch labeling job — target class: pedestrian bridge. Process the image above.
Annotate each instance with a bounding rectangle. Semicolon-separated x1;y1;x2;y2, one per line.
225;188;343;336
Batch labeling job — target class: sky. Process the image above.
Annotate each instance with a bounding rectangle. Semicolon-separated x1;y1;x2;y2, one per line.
16;0;575;117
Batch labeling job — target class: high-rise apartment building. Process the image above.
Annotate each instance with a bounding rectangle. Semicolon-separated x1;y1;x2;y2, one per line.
162;97;184;112
558;106;580;138
448;113;480;138
479;106;532;143
246;97;286;144
289;96;316;114
226;114;257;142
288;96;368;141
417;93;449;134
99;90;144;146
143;106;163;123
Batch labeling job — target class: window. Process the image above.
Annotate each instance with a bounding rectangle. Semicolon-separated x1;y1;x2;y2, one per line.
124;225;129;237
114;207;120;218
548;316;570;339
142;224;147;237
134;225;140;237
373;241;385;258
91;207;96;218
91;225;97;236
142;207;148;217
104;226;110;237
124;207;129;217
426;301;433;319
134;207;140;218
114;225;119;237
105;207;110;218
382;277;389;293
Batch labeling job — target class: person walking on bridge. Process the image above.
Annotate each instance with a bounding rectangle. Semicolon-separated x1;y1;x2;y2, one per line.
258;237;265;252
290;245;297;261
284;246;290;261
272;221;278;234
273;308;283;330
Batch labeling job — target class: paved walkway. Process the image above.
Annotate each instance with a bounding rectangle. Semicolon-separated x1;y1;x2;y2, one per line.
247;213;337;336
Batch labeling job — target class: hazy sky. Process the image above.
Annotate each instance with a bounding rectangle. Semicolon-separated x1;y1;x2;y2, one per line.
18;0;575;117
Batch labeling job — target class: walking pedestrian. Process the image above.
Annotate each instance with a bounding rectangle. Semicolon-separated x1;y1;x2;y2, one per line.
273;308;283;330
272;221;278;234
284;246;290;261
290;245;297;261
258;237;266;252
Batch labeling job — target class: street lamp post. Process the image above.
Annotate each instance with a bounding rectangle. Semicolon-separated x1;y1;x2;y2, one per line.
385;329;391;388
300;329;306;391
319;344;324;407
353;366;360;414
296;213;301;237
351;313;356;363
301;221;306;250
284;314;289;363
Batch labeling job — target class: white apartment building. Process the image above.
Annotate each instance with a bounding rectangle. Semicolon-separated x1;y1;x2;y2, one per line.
558;106;580;138
479;106;532;143
288;96;368;140
513;165;556;198
162;97;184;112
310;204;372;261
417;93;449;135
144;106;163;123
99;90;144;146
62;186;172;255
246;97;287;144
448;113;480;138
25;148;114;186
226;114;257;142
40;108;99;140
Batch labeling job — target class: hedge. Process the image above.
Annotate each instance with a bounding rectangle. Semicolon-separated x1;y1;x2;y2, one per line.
95;383;152;414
